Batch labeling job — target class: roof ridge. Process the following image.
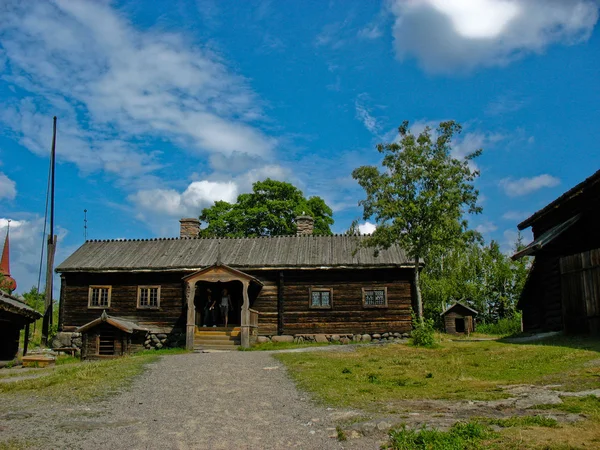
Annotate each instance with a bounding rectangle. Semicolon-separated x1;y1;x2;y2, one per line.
85;234;373;243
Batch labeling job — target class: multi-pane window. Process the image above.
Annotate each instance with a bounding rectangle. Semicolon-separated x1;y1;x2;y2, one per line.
310;288;332;309
138;286;160;308
363;287;387;308
88;286;111;308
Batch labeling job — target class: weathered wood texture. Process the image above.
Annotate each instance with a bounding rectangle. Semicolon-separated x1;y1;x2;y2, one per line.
251;269;412;335
81;323;145;359
521;255;563;333
443;312;475;334
60;268;414;337
62;272;188;333
560;248;600;335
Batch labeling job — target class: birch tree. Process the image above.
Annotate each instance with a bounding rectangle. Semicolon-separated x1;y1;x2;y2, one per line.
352;121;482;320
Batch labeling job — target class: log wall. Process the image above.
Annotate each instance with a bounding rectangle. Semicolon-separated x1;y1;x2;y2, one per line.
61;272;187;333
560;247;600;335
61;267;414;337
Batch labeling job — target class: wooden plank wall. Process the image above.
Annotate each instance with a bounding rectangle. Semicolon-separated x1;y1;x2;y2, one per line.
61;272;187;333
560;247;600;335
248;268;413;335
62;268;413;337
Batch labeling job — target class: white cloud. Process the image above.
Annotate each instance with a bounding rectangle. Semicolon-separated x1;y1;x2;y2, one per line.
499;174;560;197
0;217;72;296
358;24;383;40
355;94;382;135
358;221;377;235
130;180;238;218
502;210;530;221
390;0;599;73
475;221;497;235
0;0;276;183
0;172;17;200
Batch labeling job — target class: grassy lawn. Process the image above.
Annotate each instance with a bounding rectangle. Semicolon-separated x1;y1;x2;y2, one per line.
0;349;186;402
277;336;600;449
242;341;335;351
276;336;600;409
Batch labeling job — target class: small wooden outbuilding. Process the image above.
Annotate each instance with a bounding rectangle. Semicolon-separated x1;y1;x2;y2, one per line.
441;302;478;334
77;311;148;359
0;290;42;360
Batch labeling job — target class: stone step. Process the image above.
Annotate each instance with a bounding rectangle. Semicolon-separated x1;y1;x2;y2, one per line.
194;342;239;351
194;334;239;341
196;326;241;332
195;331;241;337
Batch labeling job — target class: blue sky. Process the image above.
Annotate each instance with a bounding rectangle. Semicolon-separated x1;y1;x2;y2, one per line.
1;0;599;295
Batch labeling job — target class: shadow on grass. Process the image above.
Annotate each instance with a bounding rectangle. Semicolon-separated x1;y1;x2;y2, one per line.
498;333;600;353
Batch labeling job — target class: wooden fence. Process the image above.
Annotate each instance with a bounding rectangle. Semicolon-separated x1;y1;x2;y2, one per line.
560;248;600;335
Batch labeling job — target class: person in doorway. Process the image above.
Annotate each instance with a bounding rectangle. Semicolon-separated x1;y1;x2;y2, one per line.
220;288;233;328
203;289;216;327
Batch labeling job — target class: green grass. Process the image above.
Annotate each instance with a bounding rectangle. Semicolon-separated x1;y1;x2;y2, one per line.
134;347;189;356
0;439;32;450
386;421;494;450
480;415;559;428
0;354;158;402
240;341;332;351
275;336;600;410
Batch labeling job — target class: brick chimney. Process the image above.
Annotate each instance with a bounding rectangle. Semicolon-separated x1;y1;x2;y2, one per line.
296;215;314;236
179;218;200;238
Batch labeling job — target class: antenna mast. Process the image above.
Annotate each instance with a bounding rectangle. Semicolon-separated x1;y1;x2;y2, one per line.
84;209;88;241
41;116;58;347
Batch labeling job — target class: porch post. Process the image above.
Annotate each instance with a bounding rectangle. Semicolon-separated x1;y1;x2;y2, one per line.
185;281;196;351
241;280;250;348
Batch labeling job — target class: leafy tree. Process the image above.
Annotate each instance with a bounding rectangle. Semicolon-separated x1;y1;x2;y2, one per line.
199;179;334;237
352;121;482;320
421;234;531;325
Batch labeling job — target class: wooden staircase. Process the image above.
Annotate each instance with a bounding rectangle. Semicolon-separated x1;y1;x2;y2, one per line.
194;326;241;351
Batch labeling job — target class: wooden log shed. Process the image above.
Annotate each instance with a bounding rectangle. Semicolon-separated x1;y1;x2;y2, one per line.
441;302;478;334
0;290;42;361
55;216;418;351
513;168;600;335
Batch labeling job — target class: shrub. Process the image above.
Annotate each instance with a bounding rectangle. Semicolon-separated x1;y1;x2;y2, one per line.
477;312;522;335
411;317;437;348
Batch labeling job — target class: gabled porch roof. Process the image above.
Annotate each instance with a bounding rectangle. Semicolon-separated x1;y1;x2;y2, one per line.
182;263;263;286
77;310;148;334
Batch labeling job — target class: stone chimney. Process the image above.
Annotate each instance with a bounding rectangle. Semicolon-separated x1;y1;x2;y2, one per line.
296;215;314;236
179;218;200;238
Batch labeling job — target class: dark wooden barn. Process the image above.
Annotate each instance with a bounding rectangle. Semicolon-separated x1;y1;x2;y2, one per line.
513;169;600;335
56;217;417;351
0;290;42;361
441;302;478;334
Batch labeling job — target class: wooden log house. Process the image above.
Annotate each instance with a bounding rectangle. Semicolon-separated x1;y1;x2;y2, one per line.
441;302;478;334
513;168;600;335
56;216;418;353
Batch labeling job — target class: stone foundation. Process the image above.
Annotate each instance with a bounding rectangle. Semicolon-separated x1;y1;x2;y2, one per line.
256;331;411;345
50;332;82;352
143;332;185;350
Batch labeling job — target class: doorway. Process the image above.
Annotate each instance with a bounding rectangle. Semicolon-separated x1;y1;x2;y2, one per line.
195;280;243;327
455;318;466;333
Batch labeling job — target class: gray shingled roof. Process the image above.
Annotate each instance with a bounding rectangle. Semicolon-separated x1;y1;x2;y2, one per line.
56;235;413;272
0;290;42;321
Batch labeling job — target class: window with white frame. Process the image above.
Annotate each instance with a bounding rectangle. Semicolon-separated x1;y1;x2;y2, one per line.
362;287;387;308
310;288;332;309
88;286;111;308
138;286;160;309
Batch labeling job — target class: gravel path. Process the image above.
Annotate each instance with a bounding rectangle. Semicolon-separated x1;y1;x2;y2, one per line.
0;352;383;450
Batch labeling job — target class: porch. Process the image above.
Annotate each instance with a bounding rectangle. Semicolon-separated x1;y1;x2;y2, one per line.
184;264;262;349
